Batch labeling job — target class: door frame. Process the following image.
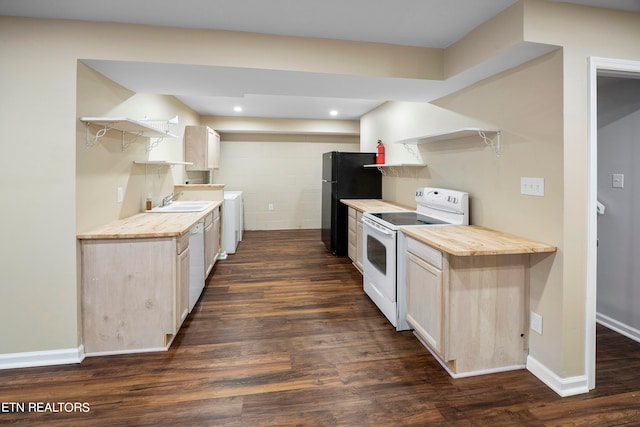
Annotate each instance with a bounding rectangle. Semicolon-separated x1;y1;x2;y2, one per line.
587;56;640;390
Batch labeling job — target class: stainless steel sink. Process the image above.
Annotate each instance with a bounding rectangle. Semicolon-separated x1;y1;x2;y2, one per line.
149;201;214;213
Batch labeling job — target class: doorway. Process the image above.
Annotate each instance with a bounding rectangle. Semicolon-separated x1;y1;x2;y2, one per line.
587;57;640;390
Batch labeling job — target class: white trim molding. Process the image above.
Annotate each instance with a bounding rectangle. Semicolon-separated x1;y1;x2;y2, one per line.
587;56;640;391
527;355;589;397
597;313;640;344
0;346;85;370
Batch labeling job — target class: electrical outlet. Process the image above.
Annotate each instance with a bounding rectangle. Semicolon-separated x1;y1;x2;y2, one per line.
530;311;543;335
520;177;545;196
117;186;124;203
267;203;274;211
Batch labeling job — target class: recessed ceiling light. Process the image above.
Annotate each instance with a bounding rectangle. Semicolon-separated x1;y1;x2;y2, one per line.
329;110;338;117
234;106;243;112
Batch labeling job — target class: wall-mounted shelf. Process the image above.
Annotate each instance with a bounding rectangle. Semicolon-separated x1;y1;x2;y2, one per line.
365;162;426;176
134;160;193;177
364;163;426;168
133;161;192;166
80;117;178;149
395;128;502;155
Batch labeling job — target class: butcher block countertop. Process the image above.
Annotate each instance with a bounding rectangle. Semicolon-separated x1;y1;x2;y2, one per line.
402;225;557;256
77;201;223;240
341;199;411;212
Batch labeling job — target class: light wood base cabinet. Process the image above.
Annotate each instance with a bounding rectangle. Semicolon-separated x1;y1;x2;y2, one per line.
176;233;190;329
81;234;190;355
347;207;364;273
204;207;221;277
405;236;527;377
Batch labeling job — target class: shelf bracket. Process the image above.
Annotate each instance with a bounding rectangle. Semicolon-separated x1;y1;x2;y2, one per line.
146;137;165;152
121;131;148;151
84;122;112;147
479;130;502;156
121;130;127;151
377;166;401;176
402;143;420;161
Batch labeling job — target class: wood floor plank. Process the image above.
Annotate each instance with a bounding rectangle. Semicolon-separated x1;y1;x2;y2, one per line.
0;229;639;425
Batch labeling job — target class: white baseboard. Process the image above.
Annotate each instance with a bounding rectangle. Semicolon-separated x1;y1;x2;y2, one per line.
596;312;640;343
0;346;85;370
85;346;169;358
526;355;589;397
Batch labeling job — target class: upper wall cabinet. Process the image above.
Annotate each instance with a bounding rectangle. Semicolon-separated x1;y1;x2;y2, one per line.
185;126;220;171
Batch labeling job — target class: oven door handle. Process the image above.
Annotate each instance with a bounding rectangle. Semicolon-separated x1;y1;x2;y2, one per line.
362;217;395;236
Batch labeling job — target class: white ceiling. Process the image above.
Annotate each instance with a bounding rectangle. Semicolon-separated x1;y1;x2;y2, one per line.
2;0;639;120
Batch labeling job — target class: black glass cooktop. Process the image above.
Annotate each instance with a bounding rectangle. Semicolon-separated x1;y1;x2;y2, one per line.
369;211;447;226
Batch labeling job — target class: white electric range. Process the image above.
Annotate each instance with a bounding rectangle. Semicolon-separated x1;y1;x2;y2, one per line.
361;187;469;330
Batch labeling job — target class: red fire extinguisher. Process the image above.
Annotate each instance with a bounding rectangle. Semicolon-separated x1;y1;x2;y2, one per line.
376;140;385;165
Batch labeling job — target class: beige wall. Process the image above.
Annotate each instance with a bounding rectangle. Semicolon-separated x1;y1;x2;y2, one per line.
445;0;526;78
361;0;640;391
0;15;393;358
212;134;359;230
201;116;360;230
0;19;79;355
76;62;201;234
435;50;566;377
362;48;564;371
2;1;640;394
521;0;640;381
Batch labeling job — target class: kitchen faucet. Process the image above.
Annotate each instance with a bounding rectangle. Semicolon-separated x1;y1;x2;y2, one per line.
161;192;183;206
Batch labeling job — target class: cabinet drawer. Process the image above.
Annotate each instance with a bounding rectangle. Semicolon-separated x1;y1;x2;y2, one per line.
348;207;356;219
177;232;190;254
407;237;442;269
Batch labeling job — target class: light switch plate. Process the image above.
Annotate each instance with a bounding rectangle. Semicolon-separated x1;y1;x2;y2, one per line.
117;187;124;203
612;173;624;189
521;177;545;196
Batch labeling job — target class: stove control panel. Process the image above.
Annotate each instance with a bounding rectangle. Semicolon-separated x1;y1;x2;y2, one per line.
415;187;469;223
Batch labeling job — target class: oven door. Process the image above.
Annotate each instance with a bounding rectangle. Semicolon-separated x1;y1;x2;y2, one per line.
362;216;397;327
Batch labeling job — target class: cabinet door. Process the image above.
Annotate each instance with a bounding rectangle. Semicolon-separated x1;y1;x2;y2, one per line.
347;208;357;262
207;127;220;169
185;126;220;170
406;251;445;357
356;212;364;270
82;238;174;353
212;211;220;264
176;246;190;332
204;220;214;276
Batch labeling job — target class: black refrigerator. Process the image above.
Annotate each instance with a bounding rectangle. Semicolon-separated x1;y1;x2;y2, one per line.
321;151;381;255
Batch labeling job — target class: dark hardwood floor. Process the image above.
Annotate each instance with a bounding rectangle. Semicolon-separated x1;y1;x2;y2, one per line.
1;230;639;426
